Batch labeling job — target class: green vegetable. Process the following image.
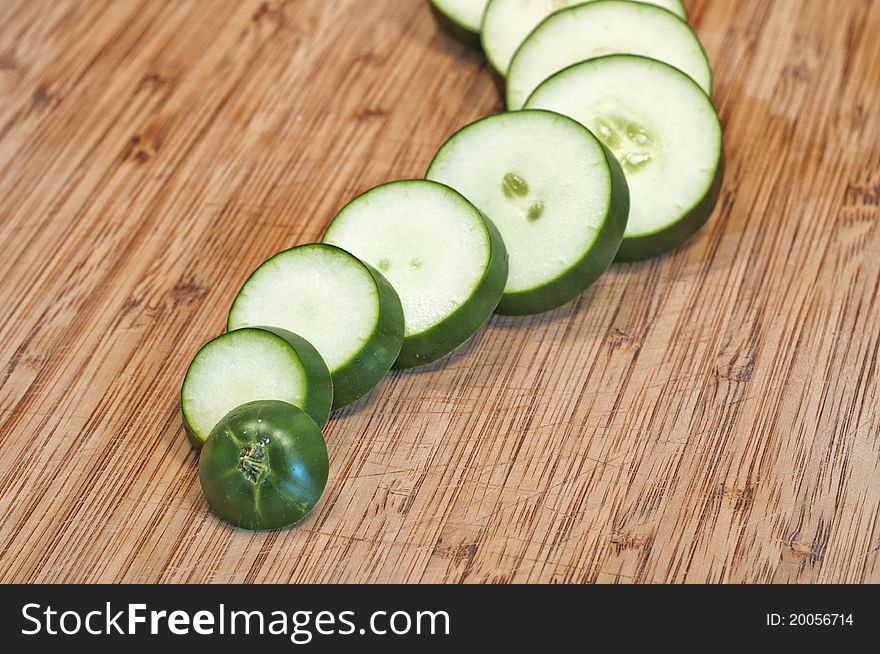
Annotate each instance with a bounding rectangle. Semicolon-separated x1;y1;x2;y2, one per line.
322;180;508;368
199;400;329;530
526;55;723;261
427;109;629;314
505;0;712;109
181;327;333;450
227;243;404;409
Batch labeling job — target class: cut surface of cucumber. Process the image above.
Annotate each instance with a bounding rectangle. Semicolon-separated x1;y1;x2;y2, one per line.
482;0;688;76
322;180;507;368
526;55;723;261
431;0;489;36
227;243;404;409
427;109;628;314
180;327;333;450
506;0;711;109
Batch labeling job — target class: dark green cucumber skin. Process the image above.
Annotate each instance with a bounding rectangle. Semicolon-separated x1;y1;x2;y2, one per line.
185;424;203;450
182;377;202;450
325;259;404;409
428;1;482;49
184;410;206;451
393;214;508;368
495;142;629;314
199;400;328;531
615;149;725;262
255;327;333;427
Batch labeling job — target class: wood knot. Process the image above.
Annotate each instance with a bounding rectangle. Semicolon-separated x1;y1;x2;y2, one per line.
610;530;653;553
251;1;284;27
356;107;387;122
606;327;640;351
171;278;208;306
354;51;388;67
449;542;478;563
124;132;160;164
785;539;825;565
714;352;754;382
31;83;58;108
784;520;829;566
712;482;755;509
784;62;811;83
844;183;880;207
136;72;168;93
121;297;142;314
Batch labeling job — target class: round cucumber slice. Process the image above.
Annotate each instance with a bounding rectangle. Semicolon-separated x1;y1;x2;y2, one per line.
526;55;723;261
322;180;508;368
482;0;688;76
505;0;712;109
427;109;629;314
227;244;404;409
180;327;333;450
430;0;489;37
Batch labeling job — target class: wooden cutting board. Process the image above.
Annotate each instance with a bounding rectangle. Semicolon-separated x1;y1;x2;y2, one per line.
1;0;878;584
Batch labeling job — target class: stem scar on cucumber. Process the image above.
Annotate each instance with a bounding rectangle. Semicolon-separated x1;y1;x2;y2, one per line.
526;54;723;261
227;243;404;409
426;109;629;314
322;180;508;368
180;327;333;450
505;0;712;109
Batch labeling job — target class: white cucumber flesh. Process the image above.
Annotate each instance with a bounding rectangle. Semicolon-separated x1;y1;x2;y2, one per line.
526;55;723;261
180;327;332;449
506;0;712;109
482;0;688;76
427;109;629;314
323;180;507;368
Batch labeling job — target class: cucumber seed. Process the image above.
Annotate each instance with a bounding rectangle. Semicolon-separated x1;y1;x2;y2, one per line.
527;200;545;221
502;172;529;197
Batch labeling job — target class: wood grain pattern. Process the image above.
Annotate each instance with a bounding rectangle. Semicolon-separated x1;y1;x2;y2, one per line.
0;0;878;583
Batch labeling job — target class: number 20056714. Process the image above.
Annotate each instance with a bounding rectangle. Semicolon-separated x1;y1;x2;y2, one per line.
766;613;854;627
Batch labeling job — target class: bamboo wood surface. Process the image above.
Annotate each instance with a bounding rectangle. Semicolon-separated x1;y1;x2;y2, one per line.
0;0;878;584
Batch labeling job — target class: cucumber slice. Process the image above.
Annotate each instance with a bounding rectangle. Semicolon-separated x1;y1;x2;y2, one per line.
526;55;723;261
505;0;712;109
180;327;333;450
322;180;508;368
430;0;490;41
426;109;629;314
227;244;404;409
482;0;688;76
